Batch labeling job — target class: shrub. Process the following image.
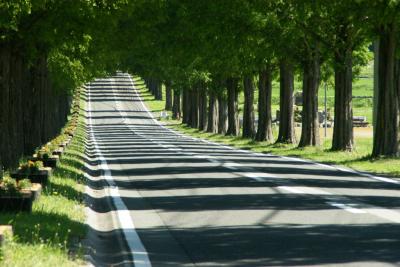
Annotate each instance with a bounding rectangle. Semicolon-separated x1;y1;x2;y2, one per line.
20;160;43;174
18;179;32;190
0;176;20;196
37;146;51;160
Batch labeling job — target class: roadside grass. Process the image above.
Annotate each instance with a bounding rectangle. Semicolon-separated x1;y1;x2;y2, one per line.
0;96;87;266
135;76;400;178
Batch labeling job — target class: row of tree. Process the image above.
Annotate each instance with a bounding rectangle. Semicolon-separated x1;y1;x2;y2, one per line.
0;1;125;168
1;0;399;164
114;0;400;157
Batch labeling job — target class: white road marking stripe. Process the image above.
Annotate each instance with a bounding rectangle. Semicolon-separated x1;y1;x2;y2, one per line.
241;172;277;182
326;202;366;214
194;154;216;159
243;172;278;179
278;186;305;194
364;175;400;185
89;81;152;267
222;162;242;167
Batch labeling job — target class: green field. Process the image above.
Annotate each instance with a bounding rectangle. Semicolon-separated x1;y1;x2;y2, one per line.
236;60;374;124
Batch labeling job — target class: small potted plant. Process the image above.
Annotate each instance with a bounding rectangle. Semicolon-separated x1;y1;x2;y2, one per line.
18;178;42;201
11;160;51;185
64;126;75;137
0;176;33;212
34;146;59;168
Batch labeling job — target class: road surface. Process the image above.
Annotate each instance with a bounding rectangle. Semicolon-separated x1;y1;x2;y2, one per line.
84;73;400;267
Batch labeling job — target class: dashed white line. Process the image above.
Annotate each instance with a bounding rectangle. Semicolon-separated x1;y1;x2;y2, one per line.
326;202;366;214
278;186;306;194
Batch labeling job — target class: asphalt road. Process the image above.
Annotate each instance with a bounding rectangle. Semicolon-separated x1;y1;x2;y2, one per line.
84;73;400;267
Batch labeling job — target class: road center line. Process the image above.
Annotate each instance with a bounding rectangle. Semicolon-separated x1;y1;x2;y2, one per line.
326;202;366;214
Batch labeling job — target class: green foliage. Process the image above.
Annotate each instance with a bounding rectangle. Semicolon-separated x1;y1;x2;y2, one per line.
0;1;31;40
20;160;43;174
18;178;32;190
0;176;20;196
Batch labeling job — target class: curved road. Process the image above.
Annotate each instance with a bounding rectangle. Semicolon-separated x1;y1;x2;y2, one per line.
84;73;400;267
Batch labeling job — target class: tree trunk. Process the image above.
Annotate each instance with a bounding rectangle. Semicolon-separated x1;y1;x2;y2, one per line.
165;82;173;110
182;89;190;124
396;59;400;129
172;89;181;120
256;68;274;142
198;86;208;131
372;23;399;157
242;75;256;138
276;61;296;143
217;94;228;134
207;92;218;133
0;44;11;167
148;78;155;95
332;50;354;151
299;54;321;147
226;78;239;136
155;81;163;100
189;89;199;128
25;55;45;153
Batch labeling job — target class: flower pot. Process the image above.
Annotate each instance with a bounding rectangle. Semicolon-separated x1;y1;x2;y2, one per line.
59;141;69;148
52;147;64;157
11;168;52;186
42;156;58;168
0;192;33;212
22;183;42;201
30;155;59;168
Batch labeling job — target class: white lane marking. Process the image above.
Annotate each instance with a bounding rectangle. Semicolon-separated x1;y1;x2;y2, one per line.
326;202;366;214
278;186;306;194
278;186;366;214
88;81;152;267
241;172;278;182
194;154;216;159
363;174;400;185
243;172;278;179
314;163;336;169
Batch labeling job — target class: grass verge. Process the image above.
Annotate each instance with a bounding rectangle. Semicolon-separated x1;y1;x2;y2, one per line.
0;94;87;267
136;80;400;178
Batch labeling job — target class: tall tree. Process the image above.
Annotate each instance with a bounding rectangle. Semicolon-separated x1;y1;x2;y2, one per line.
242;75;256;138
226;78;240;136
255;67;274;142
165;82;173;110
370;1;400;156
277;61;297;143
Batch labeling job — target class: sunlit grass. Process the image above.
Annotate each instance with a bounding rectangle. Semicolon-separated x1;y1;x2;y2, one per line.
0;94;87;267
